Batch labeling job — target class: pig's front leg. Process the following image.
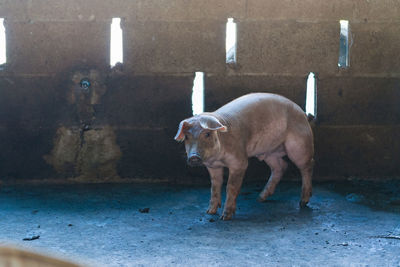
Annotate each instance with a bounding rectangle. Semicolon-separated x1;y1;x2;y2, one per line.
222;163;248;220
206;167;223;214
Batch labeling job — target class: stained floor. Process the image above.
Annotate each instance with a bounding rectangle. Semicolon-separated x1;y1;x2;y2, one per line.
0;180;399;266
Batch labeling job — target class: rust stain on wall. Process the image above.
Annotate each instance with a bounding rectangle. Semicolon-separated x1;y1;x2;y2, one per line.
43;126;80;177
44;125;122;181
44;68;122;181
76;126;122;181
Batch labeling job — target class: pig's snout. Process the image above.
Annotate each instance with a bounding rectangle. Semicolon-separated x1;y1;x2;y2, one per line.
187;153;202;166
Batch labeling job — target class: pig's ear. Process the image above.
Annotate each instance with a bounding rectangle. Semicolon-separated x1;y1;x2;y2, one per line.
174;120;189;142
200;116;228;132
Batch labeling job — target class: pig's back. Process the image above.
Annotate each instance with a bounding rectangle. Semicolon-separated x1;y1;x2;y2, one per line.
214;93;309;156
214;93;301;123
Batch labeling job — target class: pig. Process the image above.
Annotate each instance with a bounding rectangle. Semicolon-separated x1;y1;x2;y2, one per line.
174;93;314;220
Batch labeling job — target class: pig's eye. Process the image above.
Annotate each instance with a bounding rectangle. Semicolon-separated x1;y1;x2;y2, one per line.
205;132;211;138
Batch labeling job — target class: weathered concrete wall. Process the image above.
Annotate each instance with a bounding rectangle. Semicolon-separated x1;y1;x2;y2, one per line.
0;0;399;183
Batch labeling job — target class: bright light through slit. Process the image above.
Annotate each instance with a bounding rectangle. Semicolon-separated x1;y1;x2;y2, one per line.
0;18;6;65
226;18;237;63
305;72;316;117
192;72;204;116
110;18;123;67
338;20;349;68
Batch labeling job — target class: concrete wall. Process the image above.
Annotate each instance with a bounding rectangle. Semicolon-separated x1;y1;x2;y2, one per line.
0;0;399;183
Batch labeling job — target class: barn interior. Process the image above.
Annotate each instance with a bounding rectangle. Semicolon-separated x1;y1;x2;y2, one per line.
0;0;399;266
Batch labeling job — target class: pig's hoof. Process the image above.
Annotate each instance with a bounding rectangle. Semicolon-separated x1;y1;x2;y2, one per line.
220;210;234;221
299;200;309;208
206;207;218;215
206;202;221;214
220;214;232;221
257;196;266;202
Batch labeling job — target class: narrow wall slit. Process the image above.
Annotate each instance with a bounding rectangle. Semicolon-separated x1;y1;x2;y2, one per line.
0;18;6;65
338;20;350;68
226;18;237;64
110;18;123;67
305;72;317;118
192;72;204;116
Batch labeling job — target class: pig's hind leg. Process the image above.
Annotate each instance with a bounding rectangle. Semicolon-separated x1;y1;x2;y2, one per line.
284;134;314;208
257;155;288;202
297;159;314;208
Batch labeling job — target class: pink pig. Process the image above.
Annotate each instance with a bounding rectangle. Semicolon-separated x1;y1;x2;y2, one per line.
175;93;314;220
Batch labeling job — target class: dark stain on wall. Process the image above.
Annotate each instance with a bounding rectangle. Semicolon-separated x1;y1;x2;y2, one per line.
44;68;122;181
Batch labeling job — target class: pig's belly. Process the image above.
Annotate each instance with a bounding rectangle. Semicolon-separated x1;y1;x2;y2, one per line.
250;142;287;161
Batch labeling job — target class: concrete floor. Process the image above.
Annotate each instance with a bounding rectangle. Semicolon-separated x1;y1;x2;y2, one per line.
0;180;399;266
